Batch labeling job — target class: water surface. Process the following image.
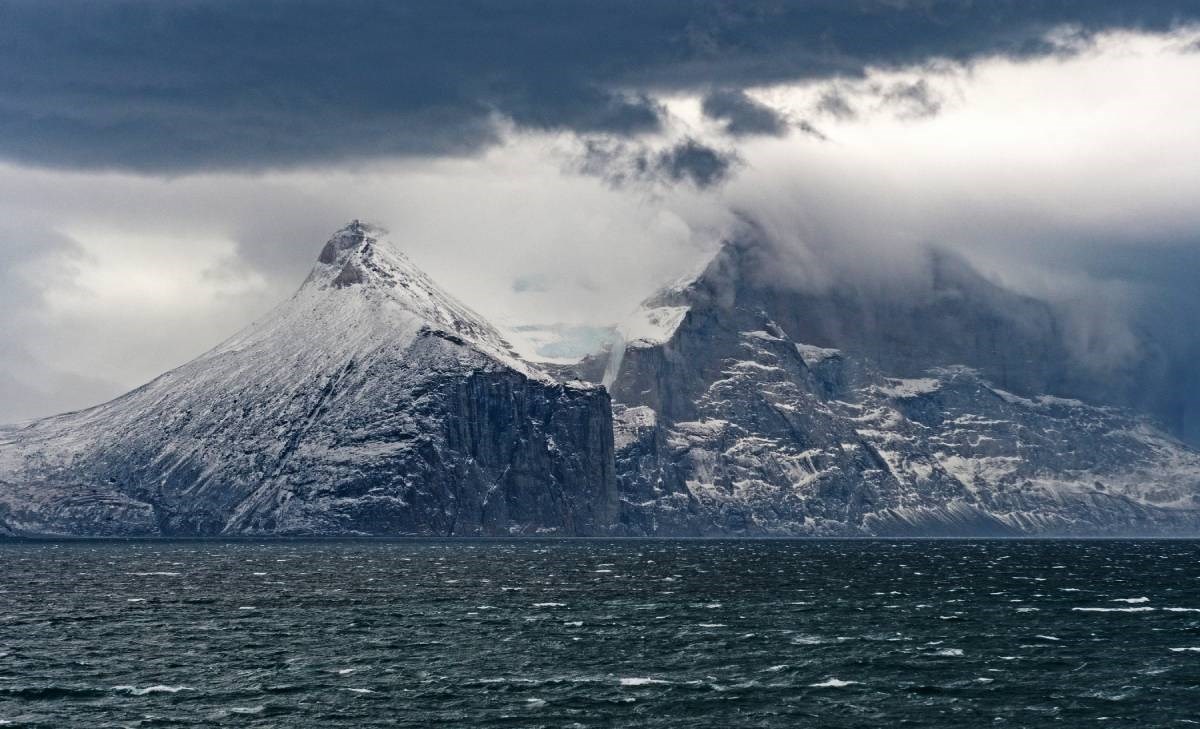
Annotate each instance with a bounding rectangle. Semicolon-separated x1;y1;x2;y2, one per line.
2;539;1199;727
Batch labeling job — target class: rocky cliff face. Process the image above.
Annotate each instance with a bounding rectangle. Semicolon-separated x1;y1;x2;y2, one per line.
602;233;1200;536
0;222;617;536
2;220;1197;538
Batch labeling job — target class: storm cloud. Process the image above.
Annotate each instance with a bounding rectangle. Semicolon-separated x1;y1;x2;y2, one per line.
701;90;790;137
1;0;1198;172
577;138;738;189
1;3;1199;442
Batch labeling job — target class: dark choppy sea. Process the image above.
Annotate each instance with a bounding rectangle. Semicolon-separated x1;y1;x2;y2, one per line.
2;539;1200;727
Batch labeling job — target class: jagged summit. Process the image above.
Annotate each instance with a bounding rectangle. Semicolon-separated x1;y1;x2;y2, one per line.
307;219;380;287
598;224;1200;536
315;219;376;264
232;221;539;380
609;223;1087;401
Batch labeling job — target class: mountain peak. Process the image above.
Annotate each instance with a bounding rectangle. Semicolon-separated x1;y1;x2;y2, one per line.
295;221;543;379
311;220;384;281
306;219;421;290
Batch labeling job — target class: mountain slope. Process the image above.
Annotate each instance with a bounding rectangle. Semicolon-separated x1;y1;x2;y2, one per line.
3;220;1196;538
604;231;1200;536
0;222;617;536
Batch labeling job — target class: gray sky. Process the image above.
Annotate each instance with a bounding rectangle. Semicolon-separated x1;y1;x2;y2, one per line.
2;1;1200;429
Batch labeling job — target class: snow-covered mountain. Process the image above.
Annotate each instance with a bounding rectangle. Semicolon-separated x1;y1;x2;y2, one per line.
600;231;1200;535
2;219;1198;537
0;222;616;536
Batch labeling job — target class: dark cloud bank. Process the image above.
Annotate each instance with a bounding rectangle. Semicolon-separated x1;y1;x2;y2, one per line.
2;0;1198;172
701;90;789;137
579;138;738;189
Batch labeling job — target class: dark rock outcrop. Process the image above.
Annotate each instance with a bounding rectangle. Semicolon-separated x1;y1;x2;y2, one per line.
601;228;1200;536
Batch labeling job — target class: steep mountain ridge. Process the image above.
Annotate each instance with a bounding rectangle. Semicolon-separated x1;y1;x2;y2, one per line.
0;222;616;536
1;220;1197;537
603;231;1200;535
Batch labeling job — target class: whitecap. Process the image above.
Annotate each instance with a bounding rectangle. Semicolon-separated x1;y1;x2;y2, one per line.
1163;608;1200;613
1169;647;1200;652
344;688;374;694
1111;597;1150;604
128;572;181;577
696;623;726;628
525;697;547;707
619;677;671;686
791;636;825;645
532;602;565;608
933;648;964;657
809;678;859;688
1073;607;1156;613
1034;635;1061;641
114;684;192;696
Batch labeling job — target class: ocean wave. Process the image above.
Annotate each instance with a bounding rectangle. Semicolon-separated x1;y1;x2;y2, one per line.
619;677;671;686
113;684;193;696
809;678;859;688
